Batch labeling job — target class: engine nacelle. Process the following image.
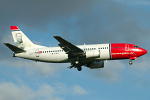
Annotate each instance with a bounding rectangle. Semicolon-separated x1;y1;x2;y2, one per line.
88;61;104;69
85;50;100;58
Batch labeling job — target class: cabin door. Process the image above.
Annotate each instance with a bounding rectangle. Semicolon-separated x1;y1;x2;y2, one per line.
35;49;39;57
125;44;129;51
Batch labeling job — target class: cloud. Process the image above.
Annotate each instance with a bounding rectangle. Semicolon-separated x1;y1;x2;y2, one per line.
0;0;97;31
0;82;88;100
86;55;150;83
1;0;150;44
0;82;62;100
132;56;150;72
1;0;150;52
72;85;88;95
87;60;125;82
0;58;64;77
112;0;150;5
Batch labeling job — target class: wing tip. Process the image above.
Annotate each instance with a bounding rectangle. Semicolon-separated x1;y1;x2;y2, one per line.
4;43;8;45
53;36;60;38
10;26;19;30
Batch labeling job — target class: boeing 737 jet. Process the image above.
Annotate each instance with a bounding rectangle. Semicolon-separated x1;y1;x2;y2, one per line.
4;26;147;71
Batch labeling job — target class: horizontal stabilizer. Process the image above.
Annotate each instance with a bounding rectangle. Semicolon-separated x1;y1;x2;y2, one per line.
4;43;26;53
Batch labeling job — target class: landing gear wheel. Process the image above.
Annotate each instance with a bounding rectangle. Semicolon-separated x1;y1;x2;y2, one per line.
77;66;82;71
129;60;132;65
75;61;79;65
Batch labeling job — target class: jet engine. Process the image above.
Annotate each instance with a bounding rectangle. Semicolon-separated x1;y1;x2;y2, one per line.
88;61;104;69
85;50;100;58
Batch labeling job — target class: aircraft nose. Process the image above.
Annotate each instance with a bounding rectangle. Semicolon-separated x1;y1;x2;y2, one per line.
136;48;147;57
142;49;147;55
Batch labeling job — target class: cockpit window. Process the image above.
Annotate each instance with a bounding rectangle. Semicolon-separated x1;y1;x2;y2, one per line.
133;46;139;48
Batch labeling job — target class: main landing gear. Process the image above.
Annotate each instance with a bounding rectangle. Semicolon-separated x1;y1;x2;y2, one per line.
68;59;82;71
75;60;82;71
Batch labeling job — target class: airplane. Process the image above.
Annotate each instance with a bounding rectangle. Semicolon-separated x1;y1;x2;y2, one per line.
4;26;147;71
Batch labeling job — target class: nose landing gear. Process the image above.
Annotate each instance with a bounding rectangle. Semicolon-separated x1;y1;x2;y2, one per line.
129;57;137;65
129;60;132;65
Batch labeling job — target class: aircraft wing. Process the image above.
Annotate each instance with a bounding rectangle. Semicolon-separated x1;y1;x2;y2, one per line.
53;36;84;57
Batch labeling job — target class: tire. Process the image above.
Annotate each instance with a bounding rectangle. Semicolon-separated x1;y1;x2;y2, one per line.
77;66;82;71
129;61;132;65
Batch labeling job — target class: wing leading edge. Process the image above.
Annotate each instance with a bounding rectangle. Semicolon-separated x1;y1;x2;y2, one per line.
53;36;84;58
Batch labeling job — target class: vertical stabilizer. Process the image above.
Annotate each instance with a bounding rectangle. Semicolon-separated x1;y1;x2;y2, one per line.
10;26;34;49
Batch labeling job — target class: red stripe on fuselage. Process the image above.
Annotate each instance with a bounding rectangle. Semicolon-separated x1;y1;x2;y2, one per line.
111;43;146;60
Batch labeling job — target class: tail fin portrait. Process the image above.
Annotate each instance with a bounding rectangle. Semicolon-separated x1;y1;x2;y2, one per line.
10;26;34;49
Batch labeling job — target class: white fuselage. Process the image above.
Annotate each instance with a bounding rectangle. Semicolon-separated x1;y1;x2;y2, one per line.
15;44;111;63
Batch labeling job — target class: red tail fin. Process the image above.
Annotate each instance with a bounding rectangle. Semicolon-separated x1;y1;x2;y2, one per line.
10;26;19;30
